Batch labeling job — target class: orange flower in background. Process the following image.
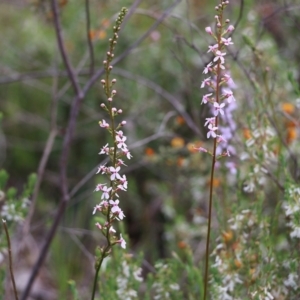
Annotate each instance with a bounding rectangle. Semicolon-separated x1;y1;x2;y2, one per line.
170;137;185;148
89;29;107;41
89;29;96;40
281;102;295;114
98;30;107;40
222;230;233;243
243;128;251;140
58;0;68;7
176;115;185;125
177;240;187;249
234;259;243;269
145;147;155;156
286;127;297;144
177;156;185;167
101;18;110;29
206;178;221;187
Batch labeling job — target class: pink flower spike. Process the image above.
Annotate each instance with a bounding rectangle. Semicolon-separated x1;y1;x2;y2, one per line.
205;26;213;35
202;93;213;104
214;102;226;116
213;50;226;64
207;123;218;139
201;77;211;88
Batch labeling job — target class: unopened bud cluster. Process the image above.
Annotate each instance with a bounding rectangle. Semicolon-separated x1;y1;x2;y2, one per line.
94;7;129;251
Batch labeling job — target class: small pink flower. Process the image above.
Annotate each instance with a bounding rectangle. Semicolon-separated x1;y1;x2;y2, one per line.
207;123;218;139
110;166;121;180
207;44;218;53
101;186;112;199
205;26;213;35
99;119;109;128
226;25;234;33
93;205;101;215
109;226;116;233
202;93;213;104
223;149;230;157
116;135;127;150
203;62;213;74
117;159;127;166
194;146;208;153
216;135;227;143
95;222;102;230
96;164;107;174
204;117;216;127
214;102;226;116
99;144;110;155
223;89;235;103
119;175;128;190
94;183;106;192
213;50;226;64
221;37;233;46
118;234;126;249
123;149;132;160
201;77;211;88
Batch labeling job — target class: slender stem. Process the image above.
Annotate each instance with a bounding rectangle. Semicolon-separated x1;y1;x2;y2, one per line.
85;0;95;76
2;220;19;300
91;244;111;300
203;139;217;300
203;11;223;298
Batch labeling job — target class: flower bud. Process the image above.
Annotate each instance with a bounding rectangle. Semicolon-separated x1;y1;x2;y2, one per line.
205;26;213;35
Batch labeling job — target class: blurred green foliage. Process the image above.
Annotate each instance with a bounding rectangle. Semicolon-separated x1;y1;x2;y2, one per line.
0;0;300;298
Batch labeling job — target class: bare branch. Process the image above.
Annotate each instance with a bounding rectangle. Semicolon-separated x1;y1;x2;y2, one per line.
85;0;95;76
50;0;83;98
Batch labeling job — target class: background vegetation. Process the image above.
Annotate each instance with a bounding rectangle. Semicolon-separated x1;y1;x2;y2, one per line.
0;0;299;299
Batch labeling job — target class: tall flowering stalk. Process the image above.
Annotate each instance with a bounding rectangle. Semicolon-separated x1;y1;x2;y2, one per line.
91;7;130;300
196;1;235;299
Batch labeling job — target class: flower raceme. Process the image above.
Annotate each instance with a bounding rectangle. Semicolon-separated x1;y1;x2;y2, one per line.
196;0;236;159
93;7;130;253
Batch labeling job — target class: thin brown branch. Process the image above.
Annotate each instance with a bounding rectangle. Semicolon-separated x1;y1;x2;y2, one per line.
50;0;83;98
85;0;95;76
2;220;19;300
